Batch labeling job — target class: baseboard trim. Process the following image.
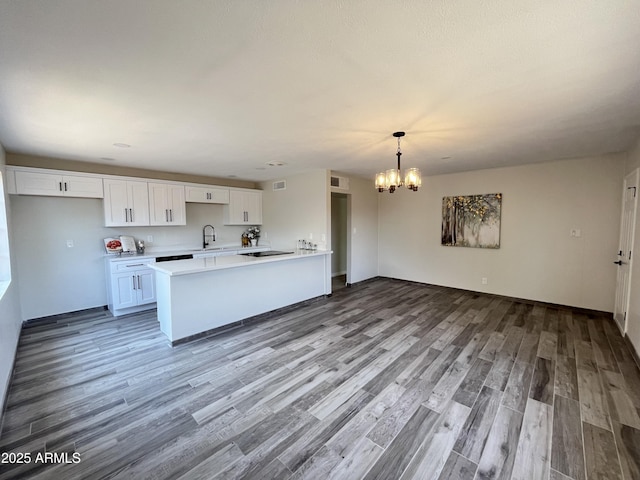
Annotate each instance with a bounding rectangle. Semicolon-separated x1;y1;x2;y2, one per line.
624;334;640;371
22;305;109;327
379;276;613;317
170;295;326;347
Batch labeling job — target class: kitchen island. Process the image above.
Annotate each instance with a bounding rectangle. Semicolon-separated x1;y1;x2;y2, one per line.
149;250;332;343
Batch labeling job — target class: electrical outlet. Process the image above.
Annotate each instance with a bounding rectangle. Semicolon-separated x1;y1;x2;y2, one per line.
481;277;488;285
147;235;153;243
309;233;313;240
321;233;326;242
570;229;581;237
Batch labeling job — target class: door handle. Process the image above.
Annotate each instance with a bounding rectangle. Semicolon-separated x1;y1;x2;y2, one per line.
614;260;623;265
132;275;137;289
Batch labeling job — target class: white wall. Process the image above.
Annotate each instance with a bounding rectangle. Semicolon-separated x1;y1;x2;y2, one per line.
260;170;330;251
624;136;640;354
10;197;248;320
378;154;624;312
261;170;379;286
0;144;23;412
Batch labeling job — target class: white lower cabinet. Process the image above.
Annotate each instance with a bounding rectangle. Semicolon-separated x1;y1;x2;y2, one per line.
107;257;156;316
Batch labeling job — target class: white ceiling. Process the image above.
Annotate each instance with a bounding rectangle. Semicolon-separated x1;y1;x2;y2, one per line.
1;1;640;182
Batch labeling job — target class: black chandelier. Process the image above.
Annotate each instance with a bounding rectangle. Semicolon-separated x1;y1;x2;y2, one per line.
375;132;421;193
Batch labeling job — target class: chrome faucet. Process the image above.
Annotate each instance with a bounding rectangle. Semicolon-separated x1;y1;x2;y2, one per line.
203;225;216;249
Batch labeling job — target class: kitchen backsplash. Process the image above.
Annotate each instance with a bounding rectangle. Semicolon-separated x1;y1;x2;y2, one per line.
105;203;250;251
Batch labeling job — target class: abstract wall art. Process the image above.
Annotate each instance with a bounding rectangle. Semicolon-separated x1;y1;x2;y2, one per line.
441;193;502;248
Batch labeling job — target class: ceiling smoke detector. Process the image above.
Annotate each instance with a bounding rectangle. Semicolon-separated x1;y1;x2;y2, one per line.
266;161;287;167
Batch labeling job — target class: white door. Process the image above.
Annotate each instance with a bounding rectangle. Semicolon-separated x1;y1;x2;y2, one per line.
614;169;639;333
136;269;156;305
103;179;130;226
113;272;137;309
15;171;64;196
63;175;104;198
127;181;150;226
148;183;170;225
167;185;186;224
227;190;248;224
244;190;262;224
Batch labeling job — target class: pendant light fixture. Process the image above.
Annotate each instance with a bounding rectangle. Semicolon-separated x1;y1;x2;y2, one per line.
375;131;421;193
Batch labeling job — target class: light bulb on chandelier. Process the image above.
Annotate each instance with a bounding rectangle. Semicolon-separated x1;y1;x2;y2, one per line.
375;132;421;193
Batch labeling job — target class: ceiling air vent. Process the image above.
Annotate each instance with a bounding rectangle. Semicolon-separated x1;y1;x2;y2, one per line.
273;180;286;191
330;175;349;190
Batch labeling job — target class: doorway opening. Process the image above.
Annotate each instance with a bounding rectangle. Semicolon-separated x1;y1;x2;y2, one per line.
331;192;350;290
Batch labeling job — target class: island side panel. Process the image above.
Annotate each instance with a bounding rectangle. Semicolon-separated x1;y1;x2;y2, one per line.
165;254;328;341
156;272;174;340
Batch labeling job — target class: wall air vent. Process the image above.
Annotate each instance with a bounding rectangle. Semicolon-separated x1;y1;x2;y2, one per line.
273;180;286;191
330;175;349;190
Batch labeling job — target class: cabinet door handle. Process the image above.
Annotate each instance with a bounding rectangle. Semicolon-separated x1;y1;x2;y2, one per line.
165;209;168;222
129;208;134;222
59;182;63;192
169;209;173;222
126;264;145;267
137;275;141;290
64;182;68;191
125;208;129;222
132;275;137;290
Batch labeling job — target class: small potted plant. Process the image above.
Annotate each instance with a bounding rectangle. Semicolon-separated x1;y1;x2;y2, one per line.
245;226;260;246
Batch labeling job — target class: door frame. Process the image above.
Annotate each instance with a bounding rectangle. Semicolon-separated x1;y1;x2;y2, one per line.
330;192;351;286
614;168;639;334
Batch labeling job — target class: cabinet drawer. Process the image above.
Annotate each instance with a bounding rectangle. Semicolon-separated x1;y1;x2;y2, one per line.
112;260;153;272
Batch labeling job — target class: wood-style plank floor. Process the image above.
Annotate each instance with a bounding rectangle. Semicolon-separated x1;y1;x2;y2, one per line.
2;278;640;479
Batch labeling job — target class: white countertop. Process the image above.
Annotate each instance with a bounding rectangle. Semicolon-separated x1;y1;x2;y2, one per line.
148;250;331;276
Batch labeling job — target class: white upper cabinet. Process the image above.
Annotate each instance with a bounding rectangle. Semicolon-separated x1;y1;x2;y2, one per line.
103;179;150;226
185;185;230;204
148;183;186;225
14;170;103;198
224;189;262;225
7;167;262;228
